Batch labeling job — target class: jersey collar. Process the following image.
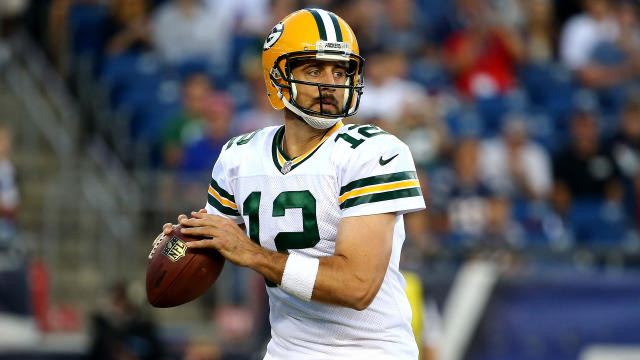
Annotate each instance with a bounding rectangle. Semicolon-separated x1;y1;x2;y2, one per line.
271;121;343;174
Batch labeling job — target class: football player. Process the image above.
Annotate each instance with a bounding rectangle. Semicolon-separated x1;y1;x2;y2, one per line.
164;8;426;359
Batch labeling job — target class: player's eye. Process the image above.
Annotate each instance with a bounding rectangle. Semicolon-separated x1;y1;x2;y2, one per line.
308;69;320;76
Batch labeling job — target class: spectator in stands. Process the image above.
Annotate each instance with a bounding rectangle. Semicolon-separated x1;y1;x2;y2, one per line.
552;109;623;204
88;282;162;360
430;138;503;244
395;93;451;170
104;0;151;55
560;0;640;90
442;0;526;99
179;94;234;181
482;195;524;247
202;0;272;36
560;0;616;75
371;0;428;56
478;113;552;200
161;73;214;169
522;0;556;64
151;0;232;69
608;92;640;225
334;0;380;53
356;50;426;126
232;57;281;134
490;0;525;29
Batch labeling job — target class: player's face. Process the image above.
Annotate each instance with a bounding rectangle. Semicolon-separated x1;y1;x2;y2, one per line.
290;60;348;116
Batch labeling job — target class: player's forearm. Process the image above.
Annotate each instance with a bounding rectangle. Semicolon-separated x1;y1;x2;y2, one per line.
249;247;288;285
250;250;382;310
313;255;382;310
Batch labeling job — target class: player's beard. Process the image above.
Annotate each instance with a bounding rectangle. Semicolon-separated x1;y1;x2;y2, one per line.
311;94;340;116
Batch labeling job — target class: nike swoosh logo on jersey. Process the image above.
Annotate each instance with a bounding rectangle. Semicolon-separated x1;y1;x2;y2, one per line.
379;154;399;166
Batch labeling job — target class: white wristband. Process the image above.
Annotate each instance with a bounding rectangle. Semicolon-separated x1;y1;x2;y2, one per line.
280;252;319;301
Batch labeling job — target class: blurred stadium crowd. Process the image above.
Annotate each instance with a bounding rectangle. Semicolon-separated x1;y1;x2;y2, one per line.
19;0;640;263
2;0;640;359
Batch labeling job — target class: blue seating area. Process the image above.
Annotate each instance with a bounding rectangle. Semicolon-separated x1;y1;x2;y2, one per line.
569;198;631;245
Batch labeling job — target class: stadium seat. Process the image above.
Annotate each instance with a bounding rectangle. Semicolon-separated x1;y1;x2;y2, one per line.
444;106;483;139
408;59;451;91
99;52;143;93
569;197;630;246
518;63;579;131
475;92;529;137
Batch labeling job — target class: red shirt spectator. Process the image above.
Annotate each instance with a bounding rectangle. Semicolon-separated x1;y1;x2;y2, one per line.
444;29;521;98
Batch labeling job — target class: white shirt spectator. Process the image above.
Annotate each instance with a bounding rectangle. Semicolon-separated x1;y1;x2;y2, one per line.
203;0;271;35
560;13;619;70
357;78;425;123
151;0;232;67
479;135;552;199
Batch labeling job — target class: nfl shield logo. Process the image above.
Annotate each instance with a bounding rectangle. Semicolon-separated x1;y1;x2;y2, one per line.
162;236;187;262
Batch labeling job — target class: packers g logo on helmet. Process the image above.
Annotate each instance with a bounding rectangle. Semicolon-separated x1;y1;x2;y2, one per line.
261;8;365;129
264;22;284;50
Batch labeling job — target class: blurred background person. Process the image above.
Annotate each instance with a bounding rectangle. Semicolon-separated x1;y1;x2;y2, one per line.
151;0;232;69
608;91;640;226
88;282;162;360
104;0;151;56
522;0;556;64
232;56;281;134
430;138;495;244
560;0;640;111
161;73;215;169
178;93;234;182
552;109;623;204
478;113;553;200
442;0;526;99
356;50;426;128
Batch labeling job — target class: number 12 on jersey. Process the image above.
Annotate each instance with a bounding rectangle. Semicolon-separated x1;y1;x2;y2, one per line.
243;190;321;287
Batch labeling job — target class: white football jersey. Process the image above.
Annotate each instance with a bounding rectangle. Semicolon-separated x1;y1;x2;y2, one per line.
205;121;425;359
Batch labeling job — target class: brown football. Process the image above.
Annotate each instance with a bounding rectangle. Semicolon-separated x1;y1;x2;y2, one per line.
146;225;225;307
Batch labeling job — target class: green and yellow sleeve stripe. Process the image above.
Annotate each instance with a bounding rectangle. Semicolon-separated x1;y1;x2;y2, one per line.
339;171;422;210
207;179;240;216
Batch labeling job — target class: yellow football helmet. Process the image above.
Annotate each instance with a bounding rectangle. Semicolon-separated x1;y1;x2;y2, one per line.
262;8;365;129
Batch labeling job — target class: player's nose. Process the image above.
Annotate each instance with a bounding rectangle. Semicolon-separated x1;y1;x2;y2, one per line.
319;68;337;87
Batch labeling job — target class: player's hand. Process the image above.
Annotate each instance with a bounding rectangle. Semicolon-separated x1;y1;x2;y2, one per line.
162;209;207;235
179;211;260;267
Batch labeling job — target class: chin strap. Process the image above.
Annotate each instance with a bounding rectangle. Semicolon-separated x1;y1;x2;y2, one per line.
275;79;341;130
281;95;342;129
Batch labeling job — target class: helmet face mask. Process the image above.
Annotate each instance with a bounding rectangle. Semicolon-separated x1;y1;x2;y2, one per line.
271;52;364;119
262;9;365;129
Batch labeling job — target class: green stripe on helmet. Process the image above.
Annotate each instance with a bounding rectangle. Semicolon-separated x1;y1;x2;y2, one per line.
307;9;327;41
328;12;343;42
